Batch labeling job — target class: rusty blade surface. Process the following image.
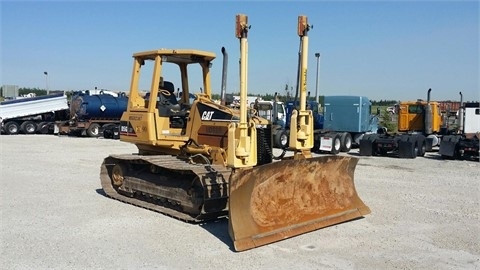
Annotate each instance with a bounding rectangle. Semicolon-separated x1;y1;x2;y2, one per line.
228;155;371;252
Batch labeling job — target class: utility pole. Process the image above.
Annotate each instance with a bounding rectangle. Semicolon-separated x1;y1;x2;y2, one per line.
44;71;49;95
314;53;320;103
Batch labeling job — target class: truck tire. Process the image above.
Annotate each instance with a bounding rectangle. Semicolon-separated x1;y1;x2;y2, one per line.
102;123;119;139
340;132;352;152
331;134;342;155
4;121;20;135
274;129;289;149
87;123;101;137
37;122;50;134
20;121;37;134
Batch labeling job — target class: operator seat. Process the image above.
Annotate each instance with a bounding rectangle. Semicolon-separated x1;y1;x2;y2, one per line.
161;81;180;106
158;81;181;116
157;82;188;131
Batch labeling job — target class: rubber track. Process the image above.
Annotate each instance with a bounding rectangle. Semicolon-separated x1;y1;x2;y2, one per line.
100;154;231;223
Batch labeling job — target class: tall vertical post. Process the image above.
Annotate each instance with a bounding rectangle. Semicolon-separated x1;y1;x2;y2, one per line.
227;13;257;168
220;47;228;105
315;53;320;103
288;15;314;155
44;71;49;95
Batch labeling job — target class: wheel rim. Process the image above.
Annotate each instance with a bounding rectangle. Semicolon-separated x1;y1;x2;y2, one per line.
345;137;352;149
9;125;18;133
280;134;288;146
335;138;341;150
91;126;99;136
26;124;35;133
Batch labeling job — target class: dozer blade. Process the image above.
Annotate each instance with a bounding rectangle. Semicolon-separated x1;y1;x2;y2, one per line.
228;155;370;251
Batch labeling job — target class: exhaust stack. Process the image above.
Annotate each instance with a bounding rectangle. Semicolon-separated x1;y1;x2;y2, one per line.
458;91;464;133
425;88;433;134
220;47;228;105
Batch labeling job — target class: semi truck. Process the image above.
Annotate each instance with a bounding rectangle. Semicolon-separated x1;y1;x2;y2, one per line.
55;91;128;138
0;92;69;135
439;92;479;161
257;94;378;154
359;88;447;158
282;96;378;154
320;95;379;153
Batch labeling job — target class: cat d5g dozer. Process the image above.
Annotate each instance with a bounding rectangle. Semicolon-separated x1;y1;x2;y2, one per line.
100;14;370;251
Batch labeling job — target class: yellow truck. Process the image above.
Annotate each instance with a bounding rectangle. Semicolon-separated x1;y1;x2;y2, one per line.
360;88;445;158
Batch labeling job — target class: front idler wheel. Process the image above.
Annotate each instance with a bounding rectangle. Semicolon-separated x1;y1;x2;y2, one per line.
111;163;127;188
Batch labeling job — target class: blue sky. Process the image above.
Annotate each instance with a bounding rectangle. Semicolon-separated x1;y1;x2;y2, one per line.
1;0;478;102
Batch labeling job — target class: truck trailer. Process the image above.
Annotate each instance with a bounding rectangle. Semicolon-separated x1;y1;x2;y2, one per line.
55;91;128;138
0;93;69;135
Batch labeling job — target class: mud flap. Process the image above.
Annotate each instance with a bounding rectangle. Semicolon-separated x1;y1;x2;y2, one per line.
439;135;457;157
398;137;416;158
228;155;371;251
359;135;376;156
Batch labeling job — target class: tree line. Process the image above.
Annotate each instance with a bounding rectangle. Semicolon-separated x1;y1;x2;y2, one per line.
1;86;397;106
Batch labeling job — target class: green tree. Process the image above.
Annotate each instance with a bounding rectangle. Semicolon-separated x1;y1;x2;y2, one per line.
379;109;397;133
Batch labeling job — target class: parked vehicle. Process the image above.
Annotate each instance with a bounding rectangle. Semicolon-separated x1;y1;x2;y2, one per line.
386;106;396;114
0;93;69;135
281;96;378;154
55;91;127;138
439;92;479;161
359;88;448;158
253;95;289;148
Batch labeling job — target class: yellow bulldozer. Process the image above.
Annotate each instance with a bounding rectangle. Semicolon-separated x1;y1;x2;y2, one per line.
100;14;370;251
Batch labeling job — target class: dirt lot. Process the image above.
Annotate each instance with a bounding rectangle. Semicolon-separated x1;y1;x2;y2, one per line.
1;135;479;269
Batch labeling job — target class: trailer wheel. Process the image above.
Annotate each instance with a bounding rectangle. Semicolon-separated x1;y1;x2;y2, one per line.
37;122;48;134
20;121;37;134
331;134;342;155
4;121;20;135
340;132;352;152
87;123;101;137
274;129;289;149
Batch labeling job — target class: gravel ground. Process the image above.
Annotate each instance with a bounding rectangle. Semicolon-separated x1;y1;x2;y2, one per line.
1;135;479;269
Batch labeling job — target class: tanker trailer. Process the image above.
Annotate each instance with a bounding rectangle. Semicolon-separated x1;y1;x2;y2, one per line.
55;91;128;138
